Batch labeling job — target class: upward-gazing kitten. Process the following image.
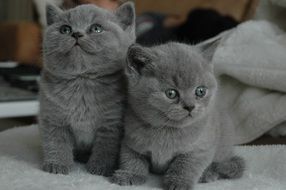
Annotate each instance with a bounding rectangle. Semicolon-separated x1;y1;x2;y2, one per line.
39;2;135;176
112;42;245;190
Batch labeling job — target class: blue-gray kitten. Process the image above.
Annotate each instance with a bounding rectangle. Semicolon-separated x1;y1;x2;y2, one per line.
39;2;135;176
111;42;245;190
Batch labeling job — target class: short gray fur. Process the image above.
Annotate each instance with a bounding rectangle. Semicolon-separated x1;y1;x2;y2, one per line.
39;2;135;176
111;42;245;190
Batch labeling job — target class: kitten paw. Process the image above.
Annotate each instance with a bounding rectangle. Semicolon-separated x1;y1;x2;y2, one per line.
43;163;70;175
199;163;219;183
163;182;193;190
199;170;219;183
163;177;193;190
86;160;115;177
111;170;146;186
216;156;245;179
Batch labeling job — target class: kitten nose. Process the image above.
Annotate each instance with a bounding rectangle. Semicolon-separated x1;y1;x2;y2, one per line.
183;105;195;112
72;32;83;39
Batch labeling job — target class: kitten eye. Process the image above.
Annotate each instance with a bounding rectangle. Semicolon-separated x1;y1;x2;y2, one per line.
60;25;72;34
90;24;103;33
195;86;207;98
165;89;179;99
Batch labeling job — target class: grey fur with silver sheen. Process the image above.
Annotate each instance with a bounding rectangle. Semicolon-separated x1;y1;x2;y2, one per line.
39;2;135;176
112;42;245;190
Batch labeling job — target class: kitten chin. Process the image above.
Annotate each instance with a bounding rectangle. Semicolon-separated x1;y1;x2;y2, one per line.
167;113;209;129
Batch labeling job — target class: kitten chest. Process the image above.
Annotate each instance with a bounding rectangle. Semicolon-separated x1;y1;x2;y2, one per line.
128;128;192;174
60;79;102;147
148;143;176;174
150;134;193;174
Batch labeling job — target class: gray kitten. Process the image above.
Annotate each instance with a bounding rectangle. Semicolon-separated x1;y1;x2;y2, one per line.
111;42;245;190
39;2;135;176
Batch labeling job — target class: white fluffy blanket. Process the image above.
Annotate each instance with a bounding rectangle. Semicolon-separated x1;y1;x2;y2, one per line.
1;125;286;190
213;20;286;144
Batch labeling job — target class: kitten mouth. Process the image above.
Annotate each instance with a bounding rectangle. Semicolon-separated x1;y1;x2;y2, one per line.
188;113;193;118
72;43;87;52
72;43;94;54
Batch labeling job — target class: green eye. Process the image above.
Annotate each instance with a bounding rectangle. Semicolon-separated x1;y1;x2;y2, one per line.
195;86;207;98
165;89;179;99
60;25;72;34
90;24;103;33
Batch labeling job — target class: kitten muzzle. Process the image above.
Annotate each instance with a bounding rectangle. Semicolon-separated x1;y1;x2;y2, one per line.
72;32;84;39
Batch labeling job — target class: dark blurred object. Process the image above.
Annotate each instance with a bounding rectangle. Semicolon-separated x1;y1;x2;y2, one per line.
134;0;258;22
62;0;79;9
136;9;238;46
175;9;238;44
0;22;42;66
247;135;286;145
136;13;175;46
0;0;34;22
0;65;40;92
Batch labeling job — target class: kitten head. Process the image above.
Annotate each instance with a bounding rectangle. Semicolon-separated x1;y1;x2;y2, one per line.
43;2;135;76
126;42;218;128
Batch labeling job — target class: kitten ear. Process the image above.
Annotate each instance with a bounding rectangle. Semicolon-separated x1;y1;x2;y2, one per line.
115;2;135;32
196;38;220;63
196;30;232;62
46;4;62;26
126;44;154;75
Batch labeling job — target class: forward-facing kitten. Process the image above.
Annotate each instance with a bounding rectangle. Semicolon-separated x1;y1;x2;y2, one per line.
112;42;245;190
39;2;135;176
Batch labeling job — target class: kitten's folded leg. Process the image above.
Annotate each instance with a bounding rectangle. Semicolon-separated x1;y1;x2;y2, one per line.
163;152;213;190
86;125;121;177
215;156;245;179
111;143;149;186
41;122;74;175
199;156;245;183
199;162;220;183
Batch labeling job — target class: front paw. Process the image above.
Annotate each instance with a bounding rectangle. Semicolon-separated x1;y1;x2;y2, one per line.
164;184;192;190
86;159;115;177
199;170;219;183
111;170;146;186
163;176;193;190
43;163;70;175
199;163;219;183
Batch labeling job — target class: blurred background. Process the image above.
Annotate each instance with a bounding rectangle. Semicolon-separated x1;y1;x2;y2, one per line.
0;0;284;145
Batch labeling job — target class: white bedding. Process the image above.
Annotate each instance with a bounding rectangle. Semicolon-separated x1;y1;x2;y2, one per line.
213;20;286;144
0;125;286;190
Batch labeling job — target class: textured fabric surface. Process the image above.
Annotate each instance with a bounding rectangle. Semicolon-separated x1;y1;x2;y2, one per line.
0;125;286;190
213;20;286;144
